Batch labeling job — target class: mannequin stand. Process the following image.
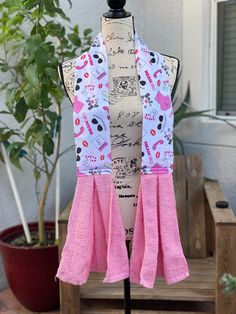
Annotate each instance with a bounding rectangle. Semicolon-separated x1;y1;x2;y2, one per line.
103;2;133;313
124;241;131;314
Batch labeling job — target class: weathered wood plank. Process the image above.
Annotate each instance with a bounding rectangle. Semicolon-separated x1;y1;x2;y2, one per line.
204;180;236;224
58;200;72;223
58;222;80;314
186;156;206;257
205;195;215;257
81;287;214;302
173;155;188;256
82;311;211;314
216;224;236;314
80;258;215;302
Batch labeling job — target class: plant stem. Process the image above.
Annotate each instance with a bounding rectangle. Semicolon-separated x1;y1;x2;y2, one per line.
38;101;62;245
38;174;52;245
36;0;41;34
41;107;50;177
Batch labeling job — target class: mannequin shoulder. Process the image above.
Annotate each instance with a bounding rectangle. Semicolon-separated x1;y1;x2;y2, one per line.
163;54;180;91
156;52;180;96
58;51;88;103
58;57;77;103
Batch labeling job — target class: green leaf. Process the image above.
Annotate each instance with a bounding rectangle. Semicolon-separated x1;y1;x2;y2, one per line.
83;28;93;37
55;114;61;134
45;1;56;16
68;33;81;46
25;34;42;56
7;142;25;171
45;110;57;136
0;110;11;115
14;97;28;123
54;7;70;21
0;129;15;142
0;150;4;163
40;85;51;108
31;23;46;40
20;116;31;129
43;133;54;156
25;63;39;85
24;82;41;109
6;13;24;27
49;86;64;103
25;119;45;145
24;64;41;108
35;46;49;73
0;61;10;72
44;67;59;83
4;0;21;9
22;0;38;10
44;21;65;38
73;25;79;34
45;110;57;123
5;88;17;112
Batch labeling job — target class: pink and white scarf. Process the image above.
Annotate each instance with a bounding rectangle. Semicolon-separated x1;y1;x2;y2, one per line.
55;30;189;289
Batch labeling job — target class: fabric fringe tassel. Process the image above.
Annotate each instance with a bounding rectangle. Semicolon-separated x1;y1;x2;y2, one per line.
56;173;189;288
129;173;189;288
55;174;129;285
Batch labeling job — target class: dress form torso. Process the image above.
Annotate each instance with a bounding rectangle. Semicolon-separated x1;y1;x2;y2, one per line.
102;16;141;238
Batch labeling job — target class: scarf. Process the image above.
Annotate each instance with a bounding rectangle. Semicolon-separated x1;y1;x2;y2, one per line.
55;29;189;289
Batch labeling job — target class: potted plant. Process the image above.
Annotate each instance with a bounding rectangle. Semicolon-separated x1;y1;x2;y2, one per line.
0;0;92;311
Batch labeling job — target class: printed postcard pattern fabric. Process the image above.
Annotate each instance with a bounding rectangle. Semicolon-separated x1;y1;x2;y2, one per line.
73;31;174;176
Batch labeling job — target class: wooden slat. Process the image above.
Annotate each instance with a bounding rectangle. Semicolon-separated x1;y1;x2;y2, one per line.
82;311;211;314
80;258;215;302
173;155;188;256
205;196;215;257
58;200;72;223
58;222;80;314
216;224;236;313
186;156;206;257
204;180;236;224
81;288;214;302
81;299;213;314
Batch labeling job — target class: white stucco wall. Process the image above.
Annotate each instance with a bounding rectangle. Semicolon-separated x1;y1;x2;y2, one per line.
179;0;236;210
0;0;183;290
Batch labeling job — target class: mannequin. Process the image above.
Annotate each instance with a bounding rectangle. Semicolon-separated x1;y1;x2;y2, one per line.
58;6;179;240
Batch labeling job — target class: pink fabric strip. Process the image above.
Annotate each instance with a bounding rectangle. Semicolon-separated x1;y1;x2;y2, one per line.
158;174;189;284
130;173;189;288
94;175;130;283
140;175;158;288
55;175;129;285
55;176;94;285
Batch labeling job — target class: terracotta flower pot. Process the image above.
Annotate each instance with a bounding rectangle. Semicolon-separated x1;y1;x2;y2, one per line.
0;221;59;312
